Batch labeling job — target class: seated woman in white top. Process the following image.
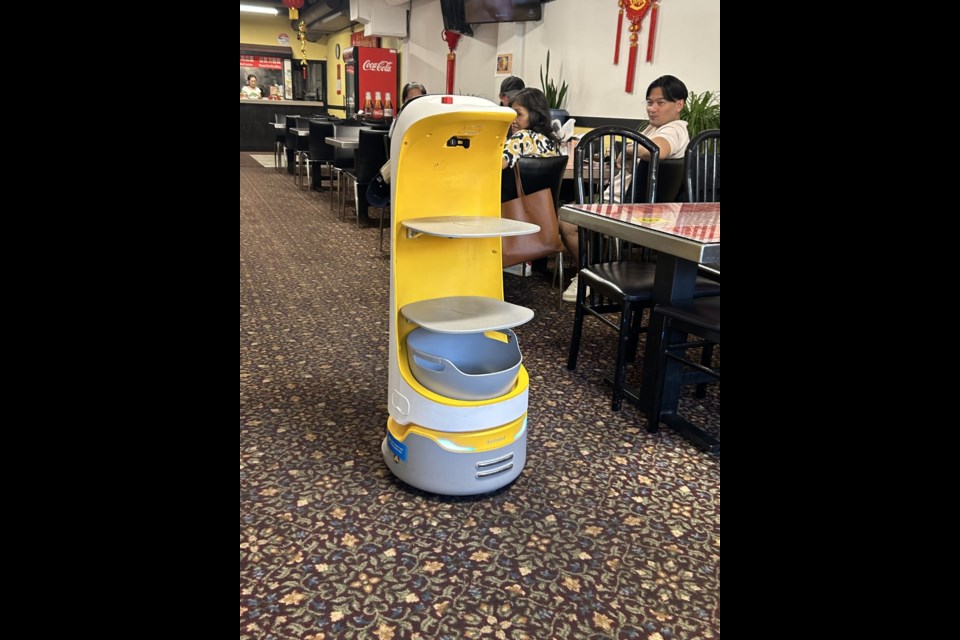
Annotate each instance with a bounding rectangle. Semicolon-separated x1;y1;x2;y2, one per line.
240;74;262;99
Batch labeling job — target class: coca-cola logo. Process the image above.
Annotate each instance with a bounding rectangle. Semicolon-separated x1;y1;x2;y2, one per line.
361;60;394;72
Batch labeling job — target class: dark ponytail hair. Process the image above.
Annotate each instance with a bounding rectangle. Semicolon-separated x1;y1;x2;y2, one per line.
401;82;427;103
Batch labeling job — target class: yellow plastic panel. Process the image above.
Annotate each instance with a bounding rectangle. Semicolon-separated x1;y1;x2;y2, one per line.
387;413;527;453
393;110;515;311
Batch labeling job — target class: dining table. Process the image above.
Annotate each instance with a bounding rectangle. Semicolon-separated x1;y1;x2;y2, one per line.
325;137;360;150
558;201;720;451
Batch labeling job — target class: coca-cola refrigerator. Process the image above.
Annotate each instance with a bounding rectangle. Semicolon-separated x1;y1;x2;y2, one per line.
343;46;398;120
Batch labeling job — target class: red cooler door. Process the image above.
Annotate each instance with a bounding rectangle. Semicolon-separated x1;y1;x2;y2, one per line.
357;47;397;122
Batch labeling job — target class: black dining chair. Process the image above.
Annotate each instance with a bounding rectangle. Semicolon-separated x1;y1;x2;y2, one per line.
566;126;720;411
633;157;685;203
685;129;720;203
342;128;388;226
648;295;720;454
272;113;286;171
329;123;362;214
294;117;313;189
377;134;392;253
685;129;720;288
308;120;335;191
682;129;721;394
283;115;301;176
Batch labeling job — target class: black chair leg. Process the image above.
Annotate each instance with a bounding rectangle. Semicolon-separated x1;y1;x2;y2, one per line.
611;301;636;411
695;342;715;398
379;207;390;253
625;305;646;364
566;279;588;370
647;315;672;434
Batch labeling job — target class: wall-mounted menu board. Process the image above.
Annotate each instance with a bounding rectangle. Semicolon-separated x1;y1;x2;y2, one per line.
239;54;287;97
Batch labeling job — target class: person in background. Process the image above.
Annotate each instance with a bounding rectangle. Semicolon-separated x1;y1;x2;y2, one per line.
369;82;431;215
561;74;690;302
501;87;561;170
240;74;262;99
386;82;429;159
499;76;524;107
622;75;689;162
402;81;427;104
389;81;428;136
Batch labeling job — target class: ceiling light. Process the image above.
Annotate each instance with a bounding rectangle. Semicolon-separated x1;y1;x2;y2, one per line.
240;4;278;15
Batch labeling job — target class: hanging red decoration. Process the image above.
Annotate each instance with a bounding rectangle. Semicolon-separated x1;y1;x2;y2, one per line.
612;0;662;93
646;2;660;63
441;30;463;95
614;1;625;64
283;0;304;20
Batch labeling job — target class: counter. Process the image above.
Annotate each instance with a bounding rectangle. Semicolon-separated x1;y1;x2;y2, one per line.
239;99;345;151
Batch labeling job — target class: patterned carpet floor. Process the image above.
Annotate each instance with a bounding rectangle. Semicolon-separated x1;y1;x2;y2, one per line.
240;153;720;639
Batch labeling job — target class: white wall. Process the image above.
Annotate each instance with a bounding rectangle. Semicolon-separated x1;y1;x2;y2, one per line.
405;0;720;118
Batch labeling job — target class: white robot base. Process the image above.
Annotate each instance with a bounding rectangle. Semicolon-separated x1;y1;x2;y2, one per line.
382;415;527;495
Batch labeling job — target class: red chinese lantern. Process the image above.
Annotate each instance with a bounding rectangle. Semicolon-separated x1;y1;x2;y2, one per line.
283;0;304;20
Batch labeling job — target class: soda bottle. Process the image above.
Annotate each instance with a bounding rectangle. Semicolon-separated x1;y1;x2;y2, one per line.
362;91;373;116
384;92;394;119
373;91;384;120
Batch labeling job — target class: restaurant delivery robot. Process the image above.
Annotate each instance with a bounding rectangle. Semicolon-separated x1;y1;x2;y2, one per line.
381;95;539;495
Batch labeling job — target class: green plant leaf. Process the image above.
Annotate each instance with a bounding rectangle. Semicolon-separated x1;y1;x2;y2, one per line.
680;90;720;139
539;49;566;109
557;81;568;109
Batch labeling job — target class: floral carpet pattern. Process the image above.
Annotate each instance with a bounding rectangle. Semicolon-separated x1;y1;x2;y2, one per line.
240;155;720;639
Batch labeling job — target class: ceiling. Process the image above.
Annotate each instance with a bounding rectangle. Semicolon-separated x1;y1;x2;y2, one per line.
244;0;356;40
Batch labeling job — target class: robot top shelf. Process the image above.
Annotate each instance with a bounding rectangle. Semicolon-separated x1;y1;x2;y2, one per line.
402;216;539;239
400;296;534;334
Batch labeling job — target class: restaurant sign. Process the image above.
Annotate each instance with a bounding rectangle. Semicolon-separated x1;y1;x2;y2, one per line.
240;56;283;70
350;32;380;48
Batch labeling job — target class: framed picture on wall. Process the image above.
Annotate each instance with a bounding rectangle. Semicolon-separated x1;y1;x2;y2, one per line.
496;53;513;76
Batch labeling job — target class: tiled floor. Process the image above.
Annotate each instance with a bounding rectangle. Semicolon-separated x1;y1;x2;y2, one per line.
250;154;276;168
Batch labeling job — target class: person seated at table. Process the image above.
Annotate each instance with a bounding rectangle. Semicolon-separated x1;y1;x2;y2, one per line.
403;81;427;104
387;82;427;138
240;74;262;100
622;74;689;164
501;87;561;170
369;83;431;215
380;82;429;182
499;76;524;107
500;88;565;275
560;75;691;301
